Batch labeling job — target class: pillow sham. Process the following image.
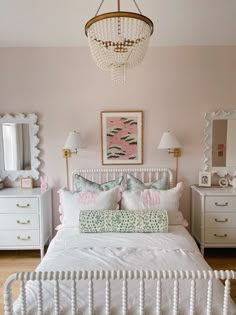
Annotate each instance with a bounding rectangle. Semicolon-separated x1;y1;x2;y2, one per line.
58;186;121;228
79;209;168;233
74;174;124;192
126;173;167;190
121;182;183;213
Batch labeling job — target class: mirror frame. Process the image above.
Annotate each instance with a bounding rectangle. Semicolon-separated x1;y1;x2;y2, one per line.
204;109;236;177
0;113;40;181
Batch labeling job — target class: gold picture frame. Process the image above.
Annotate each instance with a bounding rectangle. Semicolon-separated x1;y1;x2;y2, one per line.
101;110;143;165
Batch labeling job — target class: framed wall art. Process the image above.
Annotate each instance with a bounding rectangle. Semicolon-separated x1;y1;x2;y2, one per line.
101;110;143;165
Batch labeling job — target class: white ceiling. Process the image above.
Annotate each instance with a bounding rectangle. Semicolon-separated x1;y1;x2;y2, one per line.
0;0;236;47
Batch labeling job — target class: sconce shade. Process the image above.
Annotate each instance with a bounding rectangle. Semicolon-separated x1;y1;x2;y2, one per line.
158;131;181;149
64;131;82;150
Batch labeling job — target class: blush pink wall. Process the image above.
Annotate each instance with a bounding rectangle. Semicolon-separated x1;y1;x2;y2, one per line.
0;46;236;229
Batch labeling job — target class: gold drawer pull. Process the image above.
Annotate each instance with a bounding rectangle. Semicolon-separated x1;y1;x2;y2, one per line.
17;220;31;225
17;236;31;240
16;203;30;208
214;233;227;238
214;218;228;223
215;202;228;207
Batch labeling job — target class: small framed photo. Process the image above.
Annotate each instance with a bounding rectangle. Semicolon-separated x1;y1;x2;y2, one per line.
21;177;33;189
199;171;211;187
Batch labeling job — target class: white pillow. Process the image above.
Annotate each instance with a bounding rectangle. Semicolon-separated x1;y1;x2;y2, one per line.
58;186;121;228
121;182;183;212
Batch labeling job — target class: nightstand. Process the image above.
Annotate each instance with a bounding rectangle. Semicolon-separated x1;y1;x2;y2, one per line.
0;188;52;259
191;185;236;255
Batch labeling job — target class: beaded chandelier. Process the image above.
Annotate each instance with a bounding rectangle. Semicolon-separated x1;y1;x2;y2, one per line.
85;0;154;83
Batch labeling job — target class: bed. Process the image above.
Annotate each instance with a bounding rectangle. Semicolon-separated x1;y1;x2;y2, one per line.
3;167;236;315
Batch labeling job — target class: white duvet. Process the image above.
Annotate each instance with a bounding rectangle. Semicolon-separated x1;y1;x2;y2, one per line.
14;226;236;314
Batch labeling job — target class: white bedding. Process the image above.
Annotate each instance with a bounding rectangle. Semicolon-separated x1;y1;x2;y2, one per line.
14;226;236;314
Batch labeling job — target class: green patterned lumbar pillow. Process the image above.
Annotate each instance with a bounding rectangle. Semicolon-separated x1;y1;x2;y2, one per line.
74;174;123;192
79;209;168;233
127;173;168;190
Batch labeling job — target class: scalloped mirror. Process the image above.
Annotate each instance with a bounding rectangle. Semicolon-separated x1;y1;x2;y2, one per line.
204;110;236;177
0;113;40;181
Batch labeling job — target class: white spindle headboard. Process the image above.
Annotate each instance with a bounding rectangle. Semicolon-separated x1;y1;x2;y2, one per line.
71;167;174;191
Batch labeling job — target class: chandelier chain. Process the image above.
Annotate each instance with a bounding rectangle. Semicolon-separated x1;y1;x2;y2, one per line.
132;0;142;14
95;0;142;17
94;0;105;16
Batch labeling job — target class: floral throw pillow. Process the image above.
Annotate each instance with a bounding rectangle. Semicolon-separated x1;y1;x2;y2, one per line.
79;209;168;233
74;174;124;192
126;173;168;190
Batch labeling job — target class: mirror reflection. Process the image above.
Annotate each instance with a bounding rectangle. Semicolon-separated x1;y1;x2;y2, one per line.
0;113;40;181
212;119;236;167
2;123;31;171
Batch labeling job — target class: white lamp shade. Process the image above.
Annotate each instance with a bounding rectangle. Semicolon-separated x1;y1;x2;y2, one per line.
64;131;82;150
158;131;181;149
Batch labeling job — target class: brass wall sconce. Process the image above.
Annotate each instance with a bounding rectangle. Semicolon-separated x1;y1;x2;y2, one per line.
63;131;84;189
158;131;182;184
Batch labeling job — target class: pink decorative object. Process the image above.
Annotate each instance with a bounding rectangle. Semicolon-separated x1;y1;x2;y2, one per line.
40;176;48;192
182;219;189;227
177;211;189;227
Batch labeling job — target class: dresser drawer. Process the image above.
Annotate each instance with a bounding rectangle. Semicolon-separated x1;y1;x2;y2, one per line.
0;197;39;213
205;228;236;243
0;214;39;230
205;213;236;228
205;196;236;212
0;230;39;246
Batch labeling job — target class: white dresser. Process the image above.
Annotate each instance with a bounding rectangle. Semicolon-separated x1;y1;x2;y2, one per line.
191;185;236;255
0;188;52;259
